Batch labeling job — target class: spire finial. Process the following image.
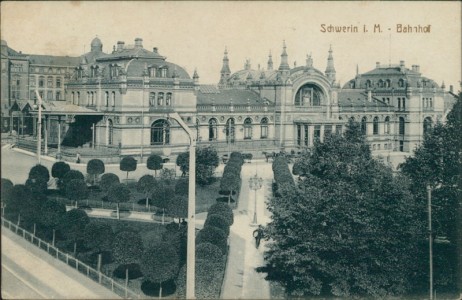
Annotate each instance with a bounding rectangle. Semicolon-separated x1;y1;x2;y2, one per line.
267;50;274;71
278;40;290;71
356;64;359;76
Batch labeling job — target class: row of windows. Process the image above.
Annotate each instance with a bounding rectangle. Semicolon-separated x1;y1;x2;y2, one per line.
208;117;269;141
356;116;404;135
33;90;61;101
423;97;433;108
149;67;169;78
365;78;406;88
149;92;172;106
296;124;343;146
30;67;67;75
397;97;406;110
32;76;62;88
71;91;116;106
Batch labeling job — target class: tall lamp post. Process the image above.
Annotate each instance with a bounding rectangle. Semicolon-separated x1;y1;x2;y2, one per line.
35;91;42;164
427;184;433;300
167;113;196;299
249;173;263;226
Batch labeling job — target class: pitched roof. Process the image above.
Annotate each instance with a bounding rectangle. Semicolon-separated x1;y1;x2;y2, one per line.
29;54;80;66
197;87;272;105
338;90;390;110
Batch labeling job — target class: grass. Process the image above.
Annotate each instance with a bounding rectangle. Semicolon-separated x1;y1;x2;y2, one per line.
196;178;222;213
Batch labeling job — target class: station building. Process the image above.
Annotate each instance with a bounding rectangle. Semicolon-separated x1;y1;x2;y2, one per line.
1;37;458;164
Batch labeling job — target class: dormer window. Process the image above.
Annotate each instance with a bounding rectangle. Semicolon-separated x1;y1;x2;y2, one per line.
166;93;172;106
385;79;391;88
161;68;167;78
378;79;384;88
110;65;119;79
149;66;157;78
90;66;99;78
157;92;164;105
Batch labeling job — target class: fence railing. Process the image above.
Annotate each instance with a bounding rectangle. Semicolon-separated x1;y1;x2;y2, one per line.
1;217;141;299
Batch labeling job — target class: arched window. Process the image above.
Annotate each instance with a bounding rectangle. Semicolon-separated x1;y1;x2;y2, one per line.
149;67;157;78
56;78;61;88
105;92;109;107
366;80;371;88
260;117;268;139
151;119;170;145
378;79;384;88
429;98;433;108
384;116;390;134
373;117;379;135
349;116;355;122
208;118;217;141
47;76;53;88
108;119;113;145
361;116;367;135
157;92;164;106
149;92;156;106
350;81;355;88
294;83;324;106
111;92;116;107
39;76;45;88
399;117;405;135
398;78;405;87
423;117;432;135
225;118;235;143
244;118;252;139
166;93;172;106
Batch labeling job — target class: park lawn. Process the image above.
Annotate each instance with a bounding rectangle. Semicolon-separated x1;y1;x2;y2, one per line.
195;178;222;213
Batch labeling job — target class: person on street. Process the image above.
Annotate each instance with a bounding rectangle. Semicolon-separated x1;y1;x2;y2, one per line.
253;225;264;248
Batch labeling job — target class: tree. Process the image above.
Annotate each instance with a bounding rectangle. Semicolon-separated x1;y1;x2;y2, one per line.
87;159;105;185
1;178;14;205
176;152;189;177
39;199;66;237
196;226;228;254
113;230;144;289
60;209;90;254
107;183;131;219
141;241;179;298
220;171;240;204
160;168;176;185
167;195;188;227
152;185;174;224
83;222;114;254
204;214;230;237
137;175;157;208
65;179;88;207
400;94;462;293
3;184;32;222
147;154;163;177
174;178;188;196
61;170;85;191
26;164;50;194
208;202;234;226
100;173;120;194
196;146;219;185
120;156;137;180
262;121;424;298
51;161;70;187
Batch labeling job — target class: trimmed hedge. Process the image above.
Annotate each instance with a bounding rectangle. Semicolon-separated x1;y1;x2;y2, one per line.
272;156;295;190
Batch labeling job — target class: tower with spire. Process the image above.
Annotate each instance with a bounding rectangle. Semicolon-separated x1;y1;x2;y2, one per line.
325;45;336;84
267;51;273;71
278;40;290;78
219;47;231;86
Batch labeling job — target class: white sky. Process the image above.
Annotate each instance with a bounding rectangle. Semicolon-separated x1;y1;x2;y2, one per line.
1;1;461;88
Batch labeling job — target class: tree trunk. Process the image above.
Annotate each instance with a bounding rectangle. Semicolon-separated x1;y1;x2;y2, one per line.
159;282;162;299
117;203;120;220
228;191;232;205
73;242;77;256
146;195;149;208
162;208;165;225
125;267;129;290
126;171;129;180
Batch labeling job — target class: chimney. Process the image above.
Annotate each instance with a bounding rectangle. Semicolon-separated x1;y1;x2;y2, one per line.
117;41;125;52
153;47;158;54
400;60;405;67
134;38;143;49
450;85;454;93
376;62;380;68
367;90;372;102
415;65;420;73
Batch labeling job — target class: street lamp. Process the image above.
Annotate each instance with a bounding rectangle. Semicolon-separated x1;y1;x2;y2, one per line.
167;113;196;299
249;173;263;226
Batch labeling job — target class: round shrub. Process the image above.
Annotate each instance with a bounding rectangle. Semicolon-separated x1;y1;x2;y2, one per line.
100;173;120;193
196;242;224;262
28;164;50;183
141;280;176;297
113;263;143;280
61;170;85;190
204;214;230;236
51;162;70;180
208;202;234;226
196;226;227;254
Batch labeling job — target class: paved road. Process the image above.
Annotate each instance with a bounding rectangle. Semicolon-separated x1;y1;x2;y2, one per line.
1;228;120;299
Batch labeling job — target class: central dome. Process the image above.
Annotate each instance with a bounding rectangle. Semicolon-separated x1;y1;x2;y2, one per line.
90;37;103;52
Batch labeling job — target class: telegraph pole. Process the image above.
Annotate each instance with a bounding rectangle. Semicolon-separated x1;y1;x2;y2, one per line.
427;184;433;300
35;91;42;164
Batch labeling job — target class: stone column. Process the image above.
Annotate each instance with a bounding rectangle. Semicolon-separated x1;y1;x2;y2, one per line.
44;116;49;155
308;125;314;147
57;117;61;155
320;125;325;143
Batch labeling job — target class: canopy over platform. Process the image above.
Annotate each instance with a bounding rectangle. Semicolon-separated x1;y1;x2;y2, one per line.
29;101;103;116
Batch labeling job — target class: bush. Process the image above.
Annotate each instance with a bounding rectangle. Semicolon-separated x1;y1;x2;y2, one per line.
141;280;176;297
160;168;176;185
272;156;295;188
176;152;189;176
83;222;114;253
39;199;66;229
137;175;157;207
100;173;120;194
175;178;188;196
65;179;88;201
208;202;234;226
28;164;50;183
176;260;225;299
196;242;224;262
51;162;70;180
61;170;85;191
107;183;131;205
1;178;14;203
204;214;230;236
196;226;228;254
113;263;143;280
60;209;90;244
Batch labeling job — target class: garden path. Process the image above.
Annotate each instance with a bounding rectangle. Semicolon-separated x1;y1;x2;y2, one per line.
221;161;273;299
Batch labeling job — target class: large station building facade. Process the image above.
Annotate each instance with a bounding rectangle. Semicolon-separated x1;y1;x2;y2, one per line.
1;37;458;164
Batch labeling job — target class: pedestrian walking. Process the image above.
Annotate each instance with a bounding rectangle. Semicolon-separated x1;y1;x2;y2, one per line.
76;152;81;164
253;225;264;249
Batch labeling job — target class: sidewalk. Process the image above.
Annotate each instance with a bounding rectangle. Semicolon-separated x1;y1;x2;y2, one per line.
1;227;120;299
221;162;272;299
